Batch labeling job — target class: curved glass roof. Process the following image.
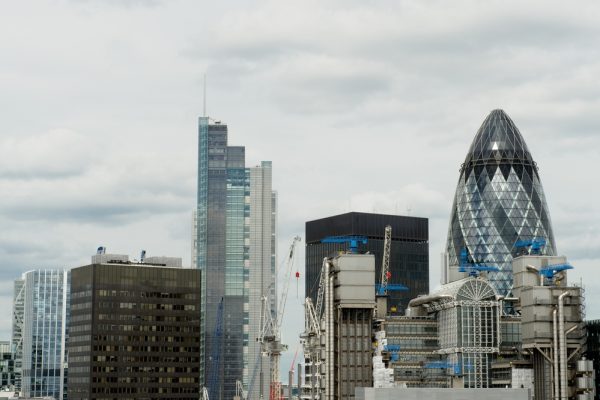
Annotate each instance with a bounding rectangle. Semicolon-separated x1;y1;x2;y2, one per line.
432;277;497;302
463;109;534;168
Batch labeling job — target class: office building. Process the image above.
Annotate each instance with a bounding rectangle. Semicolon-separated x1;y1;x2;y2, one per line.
0;341;14;390
247;162;277;400
302;251;376;400
445;109;557;297
585;320;600;400
195;117;277;400
13;270;69;400
305;212;428;315
67;254;202;400
11;279;24;391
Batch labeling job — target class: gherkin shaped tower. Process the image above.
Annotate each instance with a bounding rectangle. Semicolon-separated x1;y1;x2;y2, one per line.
446;109;557;297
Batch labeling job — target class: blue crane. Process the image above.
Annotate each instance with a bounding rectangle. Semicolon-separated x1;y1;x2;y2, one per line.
539;262;574;279
515;237;547;255
383;344;401;362
321;233;409;295
376;283;409;295
208;298;224;400
321;235;368;253
459;248;500;277
424;360;474;375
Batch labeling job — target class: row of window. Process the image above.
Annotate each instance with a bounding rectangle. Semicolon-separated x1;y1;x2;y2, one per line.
96;301;196;311
96;290;198;300
97;313;197;322
92;334;193;343
95;324;200;333
94;355;200;363
92;345;200;353
90;386;199;394
93;376;198;384
71;302;92;310
91;365;199;374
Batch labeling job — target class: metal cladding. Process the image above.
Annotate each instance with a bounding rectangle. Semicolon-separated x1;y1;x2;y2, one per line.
446;109;557;297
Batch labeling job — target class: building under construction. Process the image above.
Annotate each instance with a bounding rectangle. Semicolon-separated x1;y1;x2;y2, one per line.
300;250;595;400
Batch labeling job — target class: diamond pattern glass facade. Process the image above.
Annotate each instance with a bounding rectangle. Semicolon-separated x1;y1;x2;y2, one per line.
446;109;557;297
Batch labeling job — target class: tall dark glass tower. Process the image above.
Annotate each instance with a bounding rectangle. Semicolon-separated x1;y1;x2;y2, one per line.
446;109;557;297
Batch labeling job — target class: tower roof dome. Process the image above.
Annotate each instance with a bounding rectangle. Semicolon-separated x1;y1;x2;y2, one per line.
463;109;535;170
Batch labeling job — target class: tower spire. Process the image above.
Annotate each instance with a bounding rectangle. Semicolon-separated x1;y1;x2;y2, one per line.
203;73;207;118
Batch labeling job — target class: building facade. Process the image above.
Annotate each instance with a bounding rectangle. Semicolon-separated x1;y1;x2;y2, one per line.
67;257;202;400
11;279;24;392
247;162;277;400
305;212;428;315
196;117;277;400
14;270;69;400
0;341;14;390
445;109;557;298
585;320;600;400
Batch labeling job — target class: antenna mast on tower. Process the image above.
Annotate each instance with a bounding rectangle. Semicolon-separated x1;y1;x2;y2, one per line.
203;73;207;117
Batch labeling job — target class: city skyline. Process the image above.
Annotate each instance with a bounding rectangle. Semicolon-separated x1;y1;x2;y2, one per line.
1;0;600;382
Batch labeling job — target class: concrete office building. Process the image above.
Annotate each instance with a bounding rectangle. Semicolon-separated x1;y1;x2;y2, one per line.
67;254;202;400
306;212;428;315
195;116;277;400
12;270;69;400
302;251;376;400
445;109;557;297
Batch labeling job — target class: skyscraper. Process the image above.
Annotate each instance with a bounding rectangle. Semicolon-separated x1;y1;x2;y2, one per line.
196;117;276;400
445;109;557;297
305;212;429;315
13;269;70;400
247;162;277;400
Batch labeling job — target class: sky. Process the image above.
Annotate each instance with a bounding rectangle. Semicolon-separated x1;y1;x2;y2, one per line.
1;0;600;378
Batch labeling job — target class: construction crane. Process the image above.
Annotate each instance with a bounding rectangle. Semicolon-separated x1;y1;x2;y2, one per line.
207;298;224;400
258;236;301;400
459;248;500;277
375;226;408;296
315;258;328;320
423;361;463;375
246;351;262;400
377;226;392;295
300;297;323;398
235;380;247;400
320;235;367;253
539;262;574;279
515;237;547;255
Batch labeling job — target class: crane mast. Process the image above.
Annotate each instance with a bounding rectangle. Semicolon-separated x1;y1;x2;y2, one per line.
258;236;301;400
379;225;392;295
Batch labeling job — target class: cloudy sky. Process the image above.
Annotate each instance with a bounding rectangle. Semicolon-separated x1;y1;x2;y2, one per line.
1;0;599;375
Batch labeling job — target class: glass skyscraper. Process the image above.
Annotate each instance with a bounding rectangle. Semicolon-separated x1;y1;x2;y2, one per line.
196;117;276;400
14;269;70;400
445;109;556;297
